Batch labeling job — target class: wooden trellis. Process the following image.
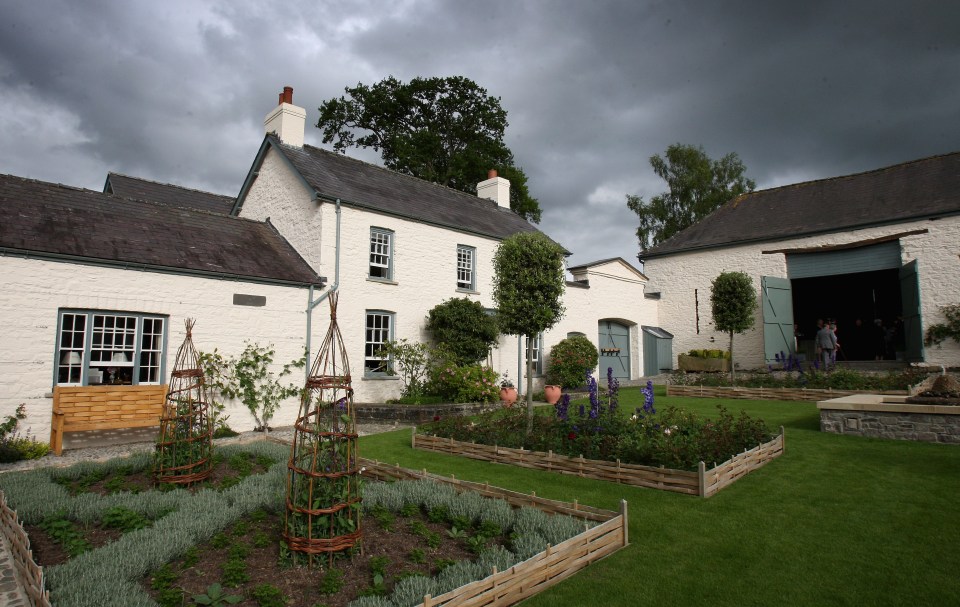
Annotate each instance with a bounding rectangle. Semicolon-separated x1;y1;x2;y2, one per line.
284;293;362;566
154;318;213;485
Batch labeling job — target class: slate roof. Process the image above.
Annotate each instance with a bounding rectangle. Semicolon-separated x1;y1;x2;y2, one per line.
0;174;320;285
104;172;236;215
251;136;542;242
641;151;960;259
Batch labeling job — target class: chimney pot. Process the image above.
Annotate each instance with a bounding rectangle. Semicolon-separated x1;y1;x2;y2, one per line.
488;169;497;179
283;86;293;104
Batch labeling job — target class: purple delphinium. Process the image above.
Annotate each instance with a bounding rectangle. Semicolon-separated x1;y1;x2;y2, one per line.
641;380;656;415
556;393;570;421
587;370;601;418
606;367;620;415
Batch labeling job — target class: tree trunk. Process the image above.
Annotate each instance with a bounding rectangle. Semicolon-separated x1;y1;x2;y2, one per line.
526;335;535;435
728;331;736;385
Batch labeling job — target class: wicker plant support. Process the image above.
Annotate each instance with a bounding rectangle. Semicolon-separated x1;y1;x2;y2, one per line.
284;293;362;566
154;319;213;485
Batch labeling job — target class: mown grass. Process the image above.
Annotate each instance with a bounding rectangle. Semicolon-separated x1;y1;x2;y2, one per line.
359;386;960;606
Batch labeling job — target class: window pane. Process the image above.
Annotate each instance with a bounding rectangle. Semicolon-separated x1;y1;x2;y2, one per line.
139;317;164;383
370;230;392;279
457;246;474;290
364;312;392;373
57;313;86;385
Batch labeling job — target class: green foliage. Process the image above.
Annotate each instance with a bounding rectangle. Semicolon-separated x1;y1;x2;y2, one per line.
0;404;50;463
193;583;242;606
222;557;250;587
317;75;542;222
711;271;757;383
409;548;426;564
40;516;90;557
493;231;567;418
426;298;500;365
200;343;306;431
628;143;755;249
686;349;730;359
101;506;150;532
924;303;960;346
375;339;430;398
251;583;286;607
318;568;345;595
426;362;499;403
546;335;599;389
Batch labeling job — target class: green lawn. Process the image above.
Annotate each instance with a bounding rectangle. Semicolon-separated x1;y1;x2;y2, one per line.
360;386;960;606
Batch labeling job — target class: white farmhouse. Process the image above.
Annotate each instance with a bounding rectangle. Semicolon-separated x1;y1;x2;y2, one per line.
640;153;960;370
0;87;658;447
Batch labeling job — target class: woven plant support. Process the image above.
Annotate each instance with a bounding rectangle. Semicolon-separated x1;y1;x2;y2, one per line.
284;292;362;567
154;318;213;485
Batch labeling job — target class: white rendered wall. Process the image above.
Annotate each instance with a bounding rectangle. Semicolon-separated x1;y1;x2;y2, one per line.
0;256;312;438
643;217;960;369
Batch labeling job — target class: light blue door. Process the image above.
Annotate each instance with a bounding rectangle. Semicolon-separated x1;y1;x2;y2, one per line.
762;276;795;363
599;321;630;380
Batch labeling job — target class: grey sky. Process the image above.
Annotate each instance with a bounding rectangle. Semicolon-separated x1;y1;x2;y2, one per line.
1;0;957;268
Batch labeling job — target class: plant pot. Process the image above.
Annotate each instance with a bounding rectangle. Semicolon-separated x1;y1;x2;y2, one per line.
677;354;731;373
544;385;562;405
499;387;518;407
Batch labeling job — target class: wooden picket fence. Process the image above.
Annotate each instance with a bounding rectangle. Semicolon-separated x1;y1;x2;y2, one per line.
412;428;785;498
666;384;905;402
358;459;628;607
0;491;51;607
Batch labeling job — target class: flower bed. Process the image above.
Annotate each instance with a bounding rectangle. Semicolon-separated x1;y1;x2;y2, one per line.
0;441;627;607
415;374;784;497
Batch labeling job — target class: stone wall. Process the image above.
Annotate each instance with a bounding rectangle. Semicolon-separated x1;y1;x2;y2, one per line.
354;402;498;424
819;409;960;444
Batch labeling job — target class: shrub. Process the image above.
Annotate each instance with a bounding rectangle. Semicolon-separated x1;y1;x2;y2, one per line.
376;339;430;398
0;404;50;463
546;336;599;389
426;297;499;365
427;363;499;403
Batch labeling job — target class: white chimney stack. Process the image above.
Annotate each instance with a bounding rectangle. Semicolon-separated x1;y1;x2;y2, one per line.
477;169;511;209
264;86;306;148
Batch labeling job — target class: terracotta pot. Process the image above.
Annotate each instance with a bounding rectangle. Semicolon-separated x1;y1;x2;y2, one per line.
499;387;518;407
544;384;562;405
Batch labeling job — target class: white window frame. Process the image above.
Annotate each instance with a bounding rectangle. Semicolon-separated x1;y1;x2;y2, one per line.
364;310;395;376
55;310;168;386
525;333;543;376
369;228;394;280
456;245;476;291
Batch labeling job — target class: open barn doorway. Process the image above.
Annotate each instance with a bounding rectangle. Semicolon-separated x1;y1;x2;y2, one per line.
792;268;903;361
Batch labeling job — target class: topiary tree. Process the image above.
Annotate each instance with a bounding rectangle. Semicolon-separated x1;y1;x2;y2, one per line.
710;271;757;384
546;335;599;389
425;297;499;365
493;232;566;431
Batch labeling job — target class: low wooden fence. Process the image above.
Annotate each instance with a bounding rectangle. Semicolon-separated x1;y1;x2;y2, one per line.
667;384;906;402
358;459;627;607
412;428;785;498
0;491;51;607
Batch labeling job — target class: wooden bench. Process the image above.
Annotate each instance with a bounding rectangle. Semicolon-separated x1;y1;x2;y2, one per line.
50;385;168;455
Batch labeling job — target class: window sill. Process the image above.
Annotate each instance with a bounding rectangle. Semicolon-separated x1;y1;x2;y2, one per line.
456;288;480;295
362;375;400;381
367;277;398;286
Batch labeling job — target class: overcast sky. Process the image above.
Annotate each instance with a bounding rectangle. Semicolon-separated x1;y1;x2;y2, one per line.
2;1;957;269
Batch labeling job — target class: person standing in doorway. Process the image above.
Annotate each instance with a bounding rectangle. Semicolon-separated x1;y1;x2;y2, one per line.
816;318;838;370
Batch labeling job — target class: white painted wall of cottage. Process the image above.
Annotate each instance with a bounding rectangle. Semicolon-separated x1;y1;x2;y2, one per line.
0;256;313;438
643;217;960;369
240;148;655;400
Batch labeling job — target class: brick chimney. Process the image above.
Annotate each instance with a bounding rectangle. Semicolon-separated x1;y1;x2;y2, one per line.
477;169;511;209
264;86;306;148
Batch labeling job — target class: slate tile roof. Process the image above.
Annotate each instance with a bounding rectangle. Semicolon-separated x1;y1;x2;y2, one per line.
0;174;320;285
104;172;236;215
641;151;960;259
269;137;542;241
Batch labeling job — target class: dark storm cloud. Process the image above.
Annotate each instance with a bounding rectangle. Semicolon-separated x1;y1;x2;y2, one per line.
1;0;958;266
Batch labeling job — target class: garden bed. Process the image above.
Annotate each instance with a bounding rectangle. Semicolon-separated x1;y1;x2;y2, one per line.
354;401;497;424
667;384;906;402
0;441;627;607
412;428;784;498
817;394;960;444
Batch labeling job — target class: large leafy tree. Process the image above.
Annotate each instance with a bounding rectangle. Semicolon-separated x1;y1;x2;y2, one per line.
627;143;755;249
493;232;566;431
317;75;542;222
710;271;757;384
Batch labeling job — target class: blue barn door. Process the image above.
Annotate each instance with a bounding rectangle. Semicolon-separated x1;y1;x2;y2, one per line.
599;321;630;379
762;276;795;364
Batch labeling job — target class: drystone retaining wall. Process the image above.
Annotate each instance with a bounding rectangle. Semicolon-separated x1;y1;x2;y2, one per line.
819;409;960;443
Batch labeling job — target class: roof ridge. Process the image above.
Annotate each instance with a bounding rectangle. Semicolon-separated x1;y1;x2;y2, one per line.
297;142;507;212
107;171;234;200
